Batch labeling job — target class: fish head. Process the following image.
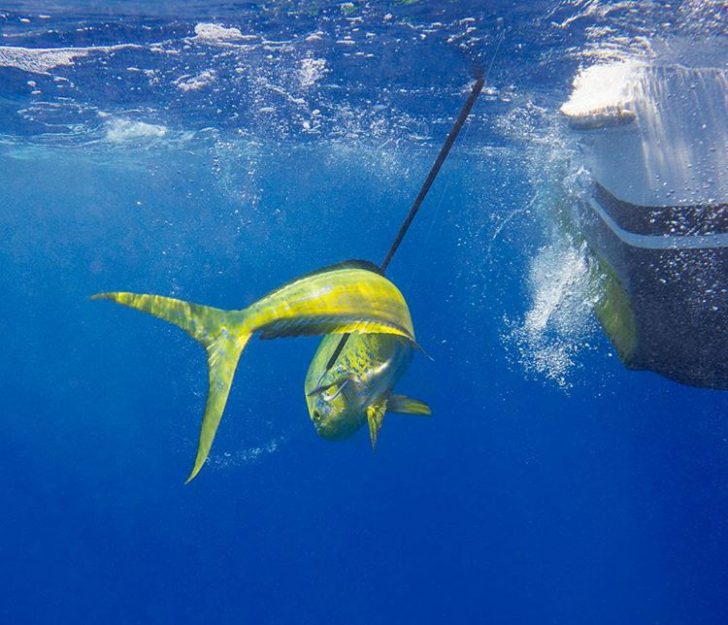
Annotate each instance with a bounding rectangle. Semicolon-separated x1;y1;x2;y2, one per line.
306;374;365;440
305;333;414;441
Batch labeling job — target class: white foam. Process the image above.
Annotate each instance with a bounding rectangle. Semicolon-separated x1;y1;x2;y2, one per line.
0;43;140;75
0;46;87;73
561;60;643;118
192;22;258;43
104;118;167;142
507;240;599;388
174;69;217;92
298;57;328;88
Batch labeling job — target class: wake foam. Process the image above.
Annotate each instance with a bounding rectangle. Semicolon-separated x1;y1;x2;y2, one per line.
0;43;140;74
104;118;168;142
174;69;217;92
505;238;600;389
298;57;328;89
191;22;259;44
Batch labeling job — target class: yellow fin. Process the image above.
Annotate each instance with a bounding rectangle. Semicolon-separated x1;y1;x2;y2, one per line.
93;291;249;483
187;332;250;483
388;394;431;416
366;400;387;449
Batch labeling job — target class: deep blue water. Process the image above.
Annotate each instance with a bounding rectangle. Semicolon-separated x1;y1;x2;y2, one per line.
2;2;728;624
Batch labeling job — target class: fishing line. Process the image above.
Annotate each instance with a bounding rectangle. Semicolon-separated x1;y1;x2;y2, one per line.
323;32;506;372
421;30;506;250
324;73;486;371
379;76;485;272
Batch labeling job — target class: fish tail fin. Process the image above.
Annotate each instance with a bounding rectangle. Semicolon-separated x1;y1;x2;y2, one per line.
92;292;250;483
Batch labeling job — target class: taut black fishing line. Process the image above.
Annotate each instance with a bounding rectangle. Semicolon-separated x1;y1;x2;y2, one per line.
324;74;486;371
379;75;485;272
421;30;506;249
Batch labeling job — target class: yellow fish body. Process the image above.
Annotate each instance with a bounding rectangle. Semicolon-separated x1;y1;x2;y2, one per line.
305;333;430;448
94;260;414;482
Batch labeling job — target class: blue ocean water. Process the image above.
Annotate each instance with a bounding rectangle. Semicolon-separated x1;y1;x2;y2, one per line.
1;2;727;624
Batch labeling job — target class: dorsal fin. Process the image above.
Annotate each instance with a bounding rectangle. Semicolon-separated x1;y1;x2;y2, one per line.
268;260;382;294
322;259;383;275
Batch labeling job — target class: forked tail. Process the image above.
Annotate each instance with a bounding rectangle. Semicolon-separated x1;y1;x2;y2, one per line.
92;292;249;483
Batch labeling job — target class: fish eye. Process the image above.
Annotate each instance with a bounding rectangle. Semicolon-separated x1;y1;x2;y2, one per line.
320;379;349;402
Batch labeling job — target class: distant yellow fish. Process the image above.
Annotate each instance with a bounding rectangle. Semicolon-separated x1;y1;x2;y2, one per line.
93;260;415;482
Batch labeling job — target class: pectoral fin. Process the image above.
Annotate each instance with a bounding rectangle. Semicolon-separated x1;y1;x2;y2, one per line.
388;394;431;416
366;400;388;449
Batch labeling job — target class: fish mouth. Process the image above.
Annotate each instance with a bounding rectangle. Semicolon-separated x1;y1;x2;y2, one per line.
311;411;364;441
310;409;335;437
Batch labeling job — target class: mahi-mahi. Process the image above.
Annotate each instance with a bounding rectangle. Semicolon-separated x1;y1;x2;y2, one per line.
93;260;427;482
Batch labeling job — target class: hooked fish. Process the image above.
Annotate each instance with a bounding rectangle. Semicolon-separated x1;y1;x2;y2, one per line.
305;332;430;448
93;260;418;482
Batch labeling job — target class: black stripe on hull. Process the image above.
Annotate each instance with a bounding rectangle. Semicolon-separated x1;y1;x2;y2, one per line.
594;182;728;238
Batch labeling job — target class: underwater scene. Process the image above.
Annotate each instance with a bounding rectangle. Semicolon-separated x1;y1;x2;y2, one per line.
1;1;727;623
